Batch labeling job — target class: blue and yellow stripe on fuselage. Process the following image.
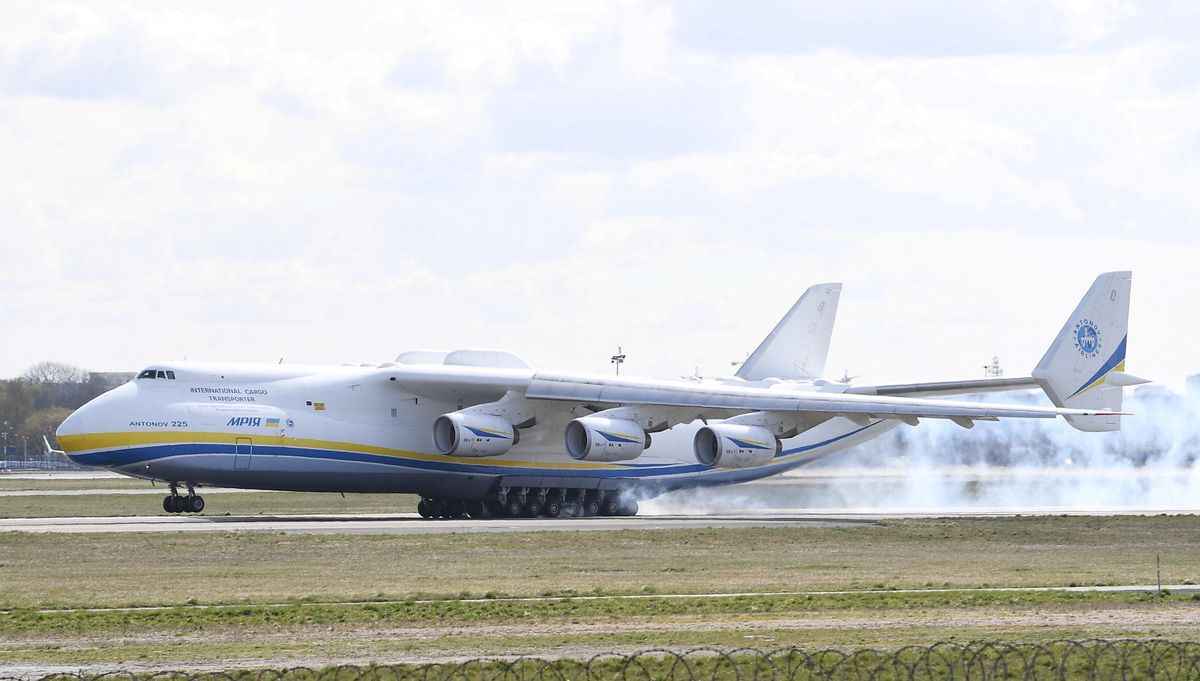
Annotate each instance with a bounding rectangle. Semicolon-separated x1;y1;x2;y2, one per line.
57;419;885;492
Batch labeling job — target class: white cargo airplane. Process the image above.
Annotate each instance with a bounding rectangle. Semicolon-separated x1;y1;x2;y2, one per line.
56;272;1143;518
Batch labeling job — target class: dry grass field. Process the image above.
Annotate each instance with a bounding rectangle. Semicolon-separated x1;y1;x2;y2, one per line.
2;515;1200;670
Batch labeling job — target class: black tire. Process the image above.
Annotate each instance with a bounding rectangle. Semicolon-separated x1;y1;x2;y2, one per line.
428;498;446;518
504;499;524;517
417;499;432;518
163;496;177;514
565;501;580;518
620;500;639;516
465;501;484;518
583;500;600;517
447;500;466;519
525;500;542;517
545;500;562;517
601;499;620;516
189;496;205;513
485;500;503;518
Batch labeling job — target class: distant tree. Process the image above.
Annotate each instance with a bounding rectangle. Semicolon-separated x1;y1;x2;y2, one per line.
18;407;74;450
21;362;89;385
0;380;39;436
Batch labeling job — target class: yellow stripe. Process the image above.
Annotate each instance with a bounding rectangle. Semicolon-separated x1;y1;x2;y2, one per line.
1074;359;1126;397
57;431;633;471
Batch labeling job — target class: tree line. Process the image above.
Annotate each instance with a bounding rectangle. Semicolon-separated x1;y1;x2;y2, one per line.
0;361;128;457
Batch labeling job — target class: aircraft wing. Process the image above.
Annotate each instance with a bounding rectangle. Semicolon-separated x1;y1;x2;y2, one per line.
385;366;1119;425
521;372;1115;423
846;376;1040;398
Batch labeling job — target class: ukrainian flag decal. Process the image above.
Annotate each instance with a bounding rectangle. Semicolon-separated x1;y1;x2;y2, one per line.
264;418;281;428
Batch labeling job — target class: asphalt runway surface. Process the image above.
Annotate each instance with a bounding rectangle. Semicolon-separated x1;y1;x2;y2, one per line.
0;513;883;534
7;507;1200;534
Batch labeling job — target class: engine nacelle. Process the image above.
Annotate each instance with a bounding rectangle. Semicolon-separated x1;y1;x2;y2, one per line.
432;412;517;457
694;424;781;469
564;416;647;462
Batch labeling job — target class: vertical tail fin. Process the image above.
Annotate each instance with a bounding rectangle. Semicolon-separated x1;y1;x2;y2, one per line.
1032;271;1145;432
736;283;841;381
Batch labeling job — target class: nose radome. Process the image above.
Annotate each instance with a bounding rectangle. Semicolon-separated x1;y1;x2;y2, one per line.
56;407;89;439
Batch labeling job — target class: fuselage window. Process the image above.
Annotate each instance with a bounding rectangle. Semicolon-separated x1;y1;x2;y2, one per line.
166;371;176;380
156;370;168;379
138;369;156;379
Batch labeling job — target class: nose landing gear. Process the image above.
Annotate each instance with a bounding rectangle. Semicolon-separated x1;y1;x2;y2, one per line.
163;483;205;514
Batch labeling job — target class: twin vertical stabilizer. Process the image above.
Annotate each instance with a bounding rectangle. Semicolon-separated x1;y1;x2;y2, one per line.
1032;271;1144;432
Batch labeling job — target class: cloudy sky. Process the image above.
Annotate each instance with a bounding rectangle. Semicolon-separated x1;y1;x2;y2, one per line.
1;1;1197;388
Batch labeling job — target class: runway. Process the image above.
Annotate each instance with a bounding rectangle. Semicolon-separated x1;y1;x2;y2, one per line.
0;513;882;534
7;506;1199;534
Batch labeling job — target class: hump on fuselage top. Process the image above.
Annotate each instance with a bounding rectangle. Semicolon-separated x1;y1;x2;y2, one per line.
394;349;531;369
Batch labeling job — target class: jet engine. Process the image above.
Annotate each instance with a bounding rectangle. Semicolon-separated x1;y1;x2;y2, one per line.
694;424;781;469
432;412;517;457
564;416;648;462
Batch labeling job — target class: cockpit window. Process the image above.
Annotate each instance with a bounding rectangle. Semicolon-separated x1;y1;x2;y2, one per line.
138;369;176;380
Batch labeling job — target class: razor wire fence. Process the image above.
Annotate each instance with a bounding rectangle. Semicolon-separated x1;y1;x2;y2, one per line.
13;640;1200;681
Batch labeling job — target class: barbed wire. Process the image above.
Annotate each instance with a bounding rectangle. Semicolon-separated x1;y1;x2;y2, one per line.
10;640;1200;681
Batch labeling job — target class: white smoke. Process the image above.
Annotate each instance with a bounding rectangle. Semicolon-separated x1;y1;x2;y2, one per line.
646;385;1200;514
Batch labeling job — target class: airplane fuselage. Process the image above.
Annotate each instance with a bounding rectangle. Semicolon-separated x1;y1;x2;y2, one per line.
57;361;896;505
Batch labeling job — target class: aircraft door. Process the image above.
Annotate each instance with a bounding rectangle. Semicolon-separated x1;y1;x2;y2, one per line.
234;437;253;470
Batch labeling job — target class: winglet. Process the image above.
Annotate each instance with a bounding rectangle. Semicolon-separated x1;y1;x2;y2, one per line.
736;283;841;381
42;435;66;457
1032;271;1136;432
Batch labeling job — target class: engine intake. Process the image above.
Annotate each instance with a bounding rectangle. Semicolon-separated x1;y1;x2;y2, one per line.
694;424;781;469
433;412;517;457
564;416;647;462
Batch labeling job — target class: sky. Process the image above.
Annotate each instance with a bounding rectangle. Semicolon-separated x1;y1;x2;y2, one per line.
1;1;1197;388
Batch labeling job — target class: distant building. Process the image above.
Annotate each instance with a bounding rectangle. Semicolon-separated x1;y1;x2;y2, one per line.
90;372;135;391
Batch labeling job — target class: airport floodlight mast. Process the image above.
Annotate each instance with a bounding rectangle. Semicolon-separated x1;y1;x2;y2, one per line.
983;356;1003;378
611;346;626;375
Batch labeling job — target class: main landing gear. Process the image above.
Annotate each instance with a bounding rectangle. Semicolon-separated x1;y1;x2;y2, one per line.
163;483;205;514
416;488;638;520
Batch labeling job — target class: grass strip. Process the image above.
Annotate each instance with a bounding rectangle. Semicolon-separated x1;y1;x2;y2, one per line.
2;589;1194;635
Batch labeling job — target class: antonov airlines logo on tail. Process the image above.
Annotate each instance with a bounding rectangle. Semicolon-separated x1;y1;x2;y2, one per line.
1073;319;1102;358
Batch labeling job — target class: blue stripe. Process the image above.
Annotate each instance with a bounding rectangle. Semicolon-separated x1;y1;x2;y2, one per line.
1068;335;1127;399
69;422;882;480
464;426;508;439
598;431;640;443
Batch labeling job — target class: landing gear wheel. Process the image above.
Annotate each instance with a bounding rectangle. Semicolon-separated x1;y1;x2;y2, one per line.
601;499;620;516
565;501;581;518
428;498;446;518
445;500;466;519
465;501;484;519
417;499;433;518
619;500;639;516
525;500;542;517
545;500;562;518
583;500;600;517
163;496;179;514
188;496;205;513
485;500;503;518
504;498;524;517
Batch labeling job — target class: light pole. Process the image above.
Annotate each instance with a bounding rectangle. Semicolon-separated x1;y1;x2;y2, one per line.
611;346;626;376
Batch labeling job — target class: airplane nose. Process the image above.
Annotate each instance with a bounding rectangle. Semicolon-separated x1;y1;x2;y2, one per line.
56;407;89;439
